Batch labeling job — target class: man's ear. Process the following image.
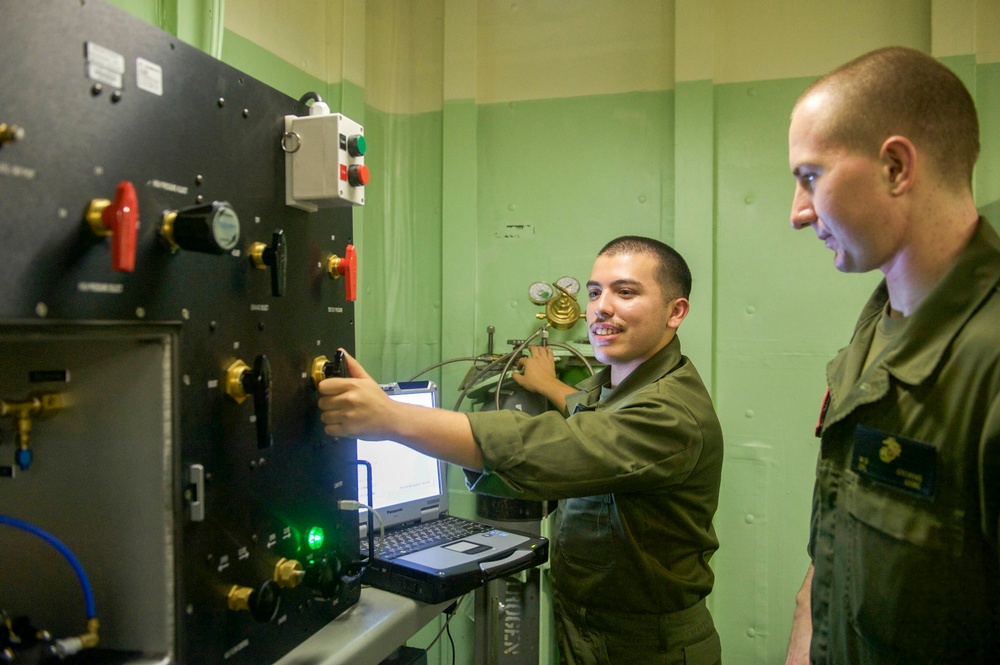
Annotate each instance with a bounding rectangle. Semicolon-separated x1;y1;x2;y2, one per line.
667;298;690;330
881;135;917;195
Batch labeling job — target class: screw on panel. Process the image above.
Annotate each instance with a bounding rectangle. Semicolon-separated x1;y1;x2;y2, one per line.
0;123;25;147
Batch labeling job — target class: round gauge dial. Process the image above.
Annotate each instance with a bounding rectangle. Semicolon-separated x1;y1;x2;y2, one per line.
209;203;241;251
164;200;241;254
528;281;554;304
555;276;580;296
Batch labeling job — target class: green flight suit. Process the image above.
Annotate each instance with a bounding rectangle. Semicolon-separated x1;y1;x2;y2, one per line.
465;336;724;664
809;218;1000;664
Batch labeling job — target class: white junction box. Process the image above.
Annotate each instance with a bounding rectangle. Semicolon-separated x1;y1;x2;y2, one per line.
284;104;368;211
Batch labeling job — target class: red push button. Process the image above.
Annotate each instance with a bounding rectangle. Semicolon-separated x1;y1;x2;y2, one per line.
348;164;369;187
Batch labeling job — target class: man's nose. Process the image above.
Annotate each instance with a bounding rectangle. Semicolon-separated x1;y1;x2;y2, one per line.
790;186;817;230
588;292;611;318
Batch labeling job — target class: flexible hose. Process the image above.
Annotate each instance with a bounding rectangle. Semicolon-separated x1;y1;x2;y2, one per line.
0;514;97;619
406;356;491;381
493;327;548;411
453;348;524;412
406;326;596;412
545;341;595;376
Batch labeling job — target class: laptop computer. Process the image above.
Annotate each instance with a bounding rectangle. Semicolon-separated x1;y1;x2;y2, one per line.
355;380;549;604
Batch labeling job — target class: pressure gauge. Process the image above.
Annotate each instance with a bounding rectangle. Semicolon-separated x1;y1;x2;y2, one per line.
555;276;580;296
528;281;554;305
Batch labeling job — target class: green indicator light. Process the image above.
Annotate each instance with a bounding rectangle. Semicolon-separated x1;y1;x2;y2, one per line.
307;526;325;550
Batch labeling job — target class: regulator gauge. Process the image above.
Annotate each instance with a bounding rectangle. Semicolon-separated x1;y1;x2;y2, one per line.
555;276;580;296
528;281;554;305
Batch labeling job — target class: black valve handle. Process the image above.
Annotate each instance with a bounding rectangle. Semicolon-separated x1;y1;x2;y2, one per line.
261;229;286;297
241;354;272;449
323;349;348;379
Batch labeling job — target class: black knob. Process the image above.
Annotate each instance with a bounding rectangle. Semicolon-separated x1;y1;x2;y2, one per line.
240;354;272;449
303;552;344;597
248;579;282;623
161;201;240;254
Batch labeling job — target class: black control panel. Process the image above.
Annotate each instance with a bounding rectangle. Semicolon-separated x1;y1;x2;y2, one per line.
0;1;362;663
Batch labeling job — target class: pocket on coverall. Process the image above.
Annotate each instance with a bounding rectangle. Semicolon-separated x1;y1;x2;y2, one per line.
843;478;964;653
559;495;616;572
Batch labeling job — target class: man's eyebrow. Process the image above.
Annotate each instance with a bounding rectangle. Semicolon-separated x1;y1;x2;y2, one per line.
586;279;642;290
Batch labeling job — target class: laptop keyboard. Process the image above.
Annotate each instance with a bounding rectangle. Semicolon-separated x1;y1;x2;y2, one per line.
362;515;494;560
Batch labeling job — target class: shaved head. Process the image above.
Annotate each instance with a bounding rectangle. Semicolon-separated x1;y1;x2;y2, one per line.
795;46;979;190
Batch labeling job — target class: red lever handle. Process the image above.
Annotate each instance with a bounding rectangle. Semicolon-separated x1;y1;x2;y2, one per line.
87;181;139;272
338;244;357;302
106;181;138;272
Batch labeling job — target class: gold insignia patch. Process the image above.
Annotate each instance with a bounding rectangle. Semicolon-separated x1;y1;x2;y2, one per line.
880;437;902;463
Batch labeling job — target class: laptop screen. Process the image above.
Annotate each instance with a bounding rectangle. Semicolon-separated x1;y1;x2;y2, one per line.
356;381;448;528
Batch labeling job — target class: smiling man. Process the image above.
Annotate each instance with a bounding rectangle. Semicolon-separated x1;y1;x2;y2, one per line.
318;236;724;664
784;47;1000;665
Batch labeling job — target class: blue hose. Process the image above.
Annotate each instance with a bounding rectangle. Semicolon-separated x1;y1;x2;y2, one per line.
0;514;97;619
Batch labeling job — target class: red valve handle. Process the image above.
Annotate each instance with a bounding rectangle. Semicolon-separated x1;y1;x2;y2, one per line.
337;244;357;302
103;181;139;272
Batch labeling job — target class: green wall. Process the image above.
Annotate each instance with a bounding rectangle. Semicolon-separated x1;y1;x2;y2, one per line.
711;75;883;661
357;108;445;383
475;91;674;347
978;62;1000;213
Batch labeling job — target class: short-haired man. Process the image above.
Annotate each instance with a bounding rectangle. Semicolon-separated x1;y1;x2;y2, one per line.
785;46;1000;664
319;236;724;664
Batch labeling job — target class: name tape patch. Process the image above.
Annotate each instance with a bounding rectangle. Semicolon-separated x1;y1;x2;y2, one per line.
851;424;937;499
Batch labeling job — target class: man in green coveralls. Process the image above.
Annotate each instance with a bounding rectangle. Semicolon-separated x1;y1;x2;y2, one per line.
784;47;1000;664
318;236;724;664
